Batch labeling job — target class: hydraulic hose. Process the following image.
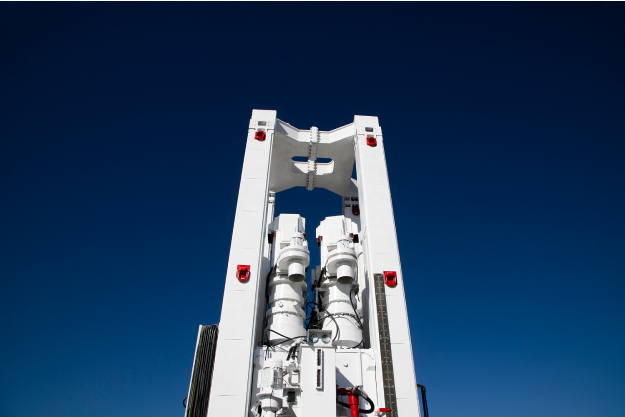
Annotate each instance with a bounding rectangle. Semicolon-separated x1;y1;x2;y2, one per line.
337;386;375;415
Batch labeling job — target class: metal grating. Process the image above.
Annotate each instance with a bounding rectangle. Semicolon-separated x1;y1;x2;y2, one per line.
374;273;398;417
185;325;219;417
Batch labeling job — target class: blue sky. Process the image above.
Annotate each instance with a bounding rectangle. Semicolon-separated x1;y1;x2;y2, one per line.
1;3;624;417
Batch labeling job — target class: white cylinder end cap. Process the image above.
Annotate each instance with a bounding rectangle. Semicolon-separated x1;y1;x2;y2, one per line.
288;261;306;282
336;263;355;284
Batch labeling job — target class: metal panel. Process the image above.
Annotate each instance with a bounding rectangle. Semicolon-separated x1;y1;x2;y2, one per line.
354;115;420;415
299;346;336;417
207;110;276;417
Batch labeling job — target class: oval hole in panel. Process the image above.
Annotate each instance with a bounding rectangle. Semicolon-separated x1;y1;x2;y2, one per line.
291;156;333;164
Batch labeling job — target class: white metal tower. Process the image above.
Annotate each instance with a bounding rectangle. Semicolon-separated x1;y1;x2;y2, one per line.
185;110;421;417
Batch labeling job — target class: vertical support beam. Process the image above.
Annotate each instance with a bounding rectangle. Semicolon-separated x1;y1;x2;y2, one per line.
207;110;277;417
354;115;420;416
306;126;319;191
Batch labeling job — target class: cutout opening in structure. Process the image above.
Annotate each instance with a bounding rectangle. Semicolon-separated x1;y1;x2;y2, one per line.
291;156;333;164
290;157;335;176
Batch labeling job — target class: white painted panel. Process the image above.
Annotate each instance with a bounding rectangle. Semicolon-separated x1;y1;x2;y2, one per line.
385;294;410;344
211;339;256;394
300;347;336;417
209;395;245;417
237;178;268;212
360;154;388;186
397;397;421;417
390;343;418;400
242;149;271;179
231;211;265;249
208;110;275;417
336;350;363;388
219;290;260;341
354;114;419;417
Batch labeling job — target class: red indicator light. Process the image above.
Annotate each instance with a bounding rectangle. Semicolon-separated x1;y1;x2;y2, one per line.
366;136;377;147
383;271;397;287
255;130;266;141
236;265;250;282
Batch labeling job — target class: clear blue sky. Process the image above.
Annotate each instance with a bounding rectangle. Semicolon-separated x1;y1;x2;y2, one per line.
1;3;624;417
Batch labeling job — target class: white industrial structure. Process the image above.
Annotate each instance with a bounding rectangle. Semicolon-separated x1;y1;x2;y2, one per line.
184;110;422;417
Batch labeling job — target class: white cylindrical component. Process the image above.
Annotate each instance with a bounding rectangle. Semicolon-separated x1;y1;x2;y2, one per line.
257;359;284;417
268;215;310;344
267;276;306;344
276;243;310;283
336;263;355;284
315;216;362;347
320;278;362;348
326;245;358;285
287;260;306;282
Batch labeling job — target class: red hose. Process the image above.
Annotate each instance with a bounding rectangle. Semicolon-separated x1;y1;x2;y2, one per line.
337;388;360;417
337;386;374;416
348;391;360;417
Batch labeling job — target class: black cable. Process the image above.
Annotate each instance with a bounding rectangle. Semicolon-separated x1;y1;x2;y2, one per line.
265;266;273;306
259;266;281;346
305;300;319;330
349;288;363;330
262;266;275;331
311;289;338;342
349;287;365;348
286;343;301;361
312;265;344;343
306;265;326;330
417;384;429;417
316;266;327;288
324;310;340;343
358;392;375;414
264;328;307;347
